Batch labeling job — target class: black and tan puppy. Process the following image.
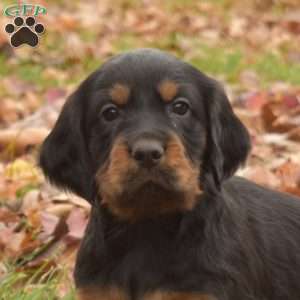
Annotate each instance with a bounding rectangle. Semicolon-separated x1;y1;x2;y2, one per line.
40;49;300;300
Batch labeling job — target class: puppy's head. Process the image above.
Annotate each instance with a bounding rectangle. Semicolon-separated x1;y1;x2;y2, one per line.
40;49;250;221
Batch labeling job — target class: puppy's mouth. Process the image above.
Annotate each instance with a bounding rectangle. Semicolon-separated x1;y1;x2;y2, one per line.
96;135;201;221
125;167;178;193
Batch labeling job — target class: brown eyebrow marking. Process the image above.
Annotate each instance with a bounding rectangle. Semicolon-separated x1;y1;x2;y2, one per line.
109;83;130;106
157;80;178;103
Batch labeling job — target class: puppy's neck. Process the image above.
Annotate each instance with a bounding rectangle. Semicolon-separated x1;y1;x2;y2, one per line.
89;194;214;241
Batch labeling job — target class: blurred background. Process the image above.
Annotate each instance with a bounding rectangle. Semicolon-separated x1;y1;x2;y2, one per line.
0;0;300;299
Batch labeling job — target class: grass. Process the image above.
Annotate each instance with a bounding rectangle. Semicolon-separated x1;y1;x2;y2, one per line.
189;44;244;83
254;53;300;85
191;44;300;85
17;63;44;85
0;54;10;77
0;264;75;300
2;41;300;93
113;34;300;86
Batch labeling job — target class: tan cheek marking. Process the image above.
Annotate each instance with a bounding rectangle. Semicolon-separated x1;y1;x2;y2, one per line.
109;83;130;106
77;286;129;300
163;135;202;209
95;138;137;204
143;291;217;300
158;80;178;103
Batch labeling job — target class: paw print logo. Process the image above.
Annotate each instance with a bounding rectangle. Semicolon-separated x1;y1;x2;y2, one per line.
5;16;45;48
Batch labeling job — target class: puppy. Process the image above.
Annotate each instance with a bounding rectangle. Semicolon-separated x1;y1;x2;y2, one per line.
40;49;300;300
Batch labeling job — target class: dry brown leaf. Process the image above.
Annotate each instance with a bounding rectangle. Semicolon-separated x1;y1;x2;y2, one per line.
282;10;300;34
66;208;88;240
282;186;300;197
262;92;300;134
0;128;49;155
242;91;269;112
244;166;281;189
5;159;40;182
275;160;300;188
21;190;41;216
40;212;60;237
0;227;26;257
0;207;19;223
287;127;300;142
68;196;91;211
0;99;26;124
46;204;74;218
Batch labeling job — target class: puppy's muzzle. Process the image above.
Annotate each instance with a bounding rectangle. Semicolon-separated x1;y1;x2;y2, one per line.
96;132;202;221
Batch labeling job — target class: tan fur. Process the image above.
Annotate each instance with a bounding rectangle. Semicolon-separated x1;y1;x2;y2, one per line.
96;138;138;216
163;135;202;209
77;286;129;300
158;80;178;103
109;83;130;106
143;291;216;300
96;135;201;221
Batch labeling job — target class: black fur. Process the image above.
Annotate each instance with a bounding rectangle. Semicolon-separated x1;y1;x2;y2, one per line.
40;49;300;300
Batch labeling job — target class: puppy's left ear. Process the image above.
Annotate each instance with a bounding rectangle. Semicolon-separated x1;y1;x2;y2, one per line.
39;87;95;201
203;80;251;188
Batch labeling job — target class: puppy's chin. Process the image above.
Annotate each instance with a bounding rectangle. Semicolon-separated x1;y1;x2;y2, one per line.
98;164;201;221
125;168;179;194
101;175;196;222
122;180;182;205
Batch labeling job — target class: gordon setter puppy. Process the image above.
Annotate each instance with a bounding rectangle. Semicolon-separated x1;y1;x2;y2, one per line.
40;49;300;300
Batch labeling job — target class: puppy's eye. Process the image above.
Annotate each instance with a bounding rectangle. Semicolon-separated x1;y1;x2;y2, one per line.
101;104;119;121
172;99;190;115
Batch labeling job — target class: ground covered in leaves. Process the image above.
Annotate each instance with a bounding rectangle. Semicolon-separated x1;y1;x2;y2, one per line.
0;0;300;299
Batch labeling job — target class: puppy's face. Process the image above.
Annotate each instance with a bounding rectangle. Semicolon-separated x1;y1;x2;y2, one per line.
40;49;250;221
90;66;206;220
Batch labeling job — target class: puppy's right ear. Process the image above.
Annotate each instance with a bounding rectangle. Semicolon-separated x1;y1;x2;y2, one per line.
39;89;94;201
202;81;251;189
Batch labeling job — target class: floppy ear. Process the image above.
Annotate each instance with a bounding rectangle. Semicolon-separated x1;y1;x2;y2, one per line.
39;89;95;201
203;81;251;188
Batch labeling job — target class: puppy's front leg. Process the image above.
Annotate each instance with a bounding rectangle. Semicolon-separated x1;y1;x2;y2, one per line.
77;286;129;300
142;291;217;300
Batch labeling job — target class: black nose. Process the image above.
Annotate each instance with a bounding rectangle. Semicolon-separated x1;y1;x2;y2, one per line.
132;139;164;168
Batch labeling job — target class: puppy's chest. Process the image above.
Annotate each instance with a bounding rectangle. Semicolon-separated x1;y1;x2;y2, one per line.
78;253;213;300
78;232;214;300
78;287;215;300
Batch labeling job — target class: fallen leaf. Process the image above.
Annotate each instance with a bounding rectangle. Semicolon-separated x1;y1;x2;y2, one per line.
0;128;49;156
275;160;300;188
66;208;88;240
40;212;60;237
241;91;269;112
46;204;74;218
5;159;41;183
